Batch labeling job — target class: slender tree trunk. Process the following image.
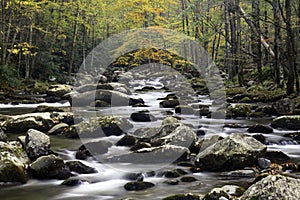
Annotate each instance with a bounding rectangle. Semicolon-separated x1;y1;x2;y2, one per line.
285;0;296;95
273;0;282;86
0;0;5;65
236;0;244;86
68;6;79;76
224;0;232;79
252;0;263;84
25;23;33;79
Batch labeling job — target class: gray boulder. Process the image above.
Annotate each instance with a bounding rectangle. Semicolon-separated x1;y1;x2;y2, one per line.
195;133;267;171
47;84;73;98
0;141;30;183
25;129;51;160
29;154;71;179
240;175;300;200
274;98;295;115
3;113;55;133
271;115;300;130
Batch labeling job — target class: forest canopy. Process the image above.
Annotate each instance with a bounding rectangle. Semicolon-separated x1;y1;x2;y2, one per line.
0;0;299;95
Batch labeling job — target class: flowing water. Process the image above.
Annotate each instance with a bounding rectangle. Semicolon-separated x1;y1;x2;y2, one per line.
1;77;300;200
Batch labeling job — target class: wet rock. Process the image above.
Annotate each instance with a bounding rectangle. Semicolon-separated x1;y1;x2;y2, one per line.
252;134;266;144
221;185;245;197
130;110;157;122
136;86;157;91
221;169;256;178
247;124;273;133
255;105;278;116
195;133;266;171
123;172;144;181
48;123;69;135
203;187;230;200
72;89;135;107
0;129;7;142
25;129;52;160
132;127;160;141
47;84;73;98
159;99;180;108
198;135;224;152
124;181;155;191
163;193;203;200
130;142;152;151
106;145;190;164
0;141;30;183
257;158;271;169
29;155;71;180
62;125;79;139
164;179;180;185
265;151;290;163
117;134;138;146
240;175;300;200
33;105;65;113
180;176;197;182
61;177;89;186
3;112;55;133
227;104;251;118
163;168;188;178
271;115;300;130
274;98;295;115
66;161;97;174
76;140;113;159
238;97;253;103
175;105;195;115
162;116;181;125
76;116;133;137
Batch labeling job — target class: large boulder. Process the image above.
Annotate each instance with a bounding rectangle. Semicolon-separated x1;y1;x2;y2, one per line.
25;129;52;160
29;155;71;180
195;133;267;171
0;141;30;183
271;115;300;130
75;116;133;137
72;89;137;107
47;84;73;98
3;113;55;133
273;98;295;115
240;175;300;200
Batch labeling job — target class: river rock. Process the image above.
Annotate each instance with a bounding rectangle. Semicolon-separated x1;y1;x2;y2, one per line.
203;188;230;200
47;84;73;98
0;129;7;142
265;150;290;163
47;123;69;135
180;176;198;182
124;181;155;191
130;110;157;122
163;193;203;200
247;124;273;133
76;116;133;137
0;141;30;183
66;161;97;174
72;89;137;107
159;99;180;108
271;115;300;130
257;158;271;169
240;175;300;200
221;169;256;178
29;154;71;179
163;168;188;178
274;98;295;115
61;177;91;186
3;112;55;133
221;185;245;197
227;104;251;118
175;105;195;115
195;133;267;171
25;129;52;160
117;134;138;146
33;105;65;113
198;135;224;152
76;140;113;160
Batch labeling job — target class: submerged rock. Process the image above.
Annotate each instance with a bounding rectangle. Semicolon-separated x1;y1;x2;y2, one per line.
66;161;97;174
240;175;300;200
25;129;52;160
271;115;300;130
130;110;157;122
124;181;155;191
0;141;30;183
247;124;273;133
195;133;267;171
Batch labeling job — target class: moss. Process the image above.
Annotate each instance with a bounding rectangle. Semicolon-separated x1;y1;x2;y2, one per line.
226;87;247;96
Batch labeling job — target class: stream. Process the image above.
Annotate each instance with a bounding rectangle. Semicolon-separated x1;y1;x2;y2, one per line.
0;76;300;200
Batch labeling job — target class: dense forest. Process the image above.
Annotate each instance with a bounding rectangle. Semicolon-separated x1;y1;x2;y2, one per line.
0;0;299;95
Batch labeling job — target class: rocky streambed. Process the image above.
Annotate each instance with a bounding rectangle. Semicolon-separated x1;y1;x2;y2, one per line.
1;70;300;200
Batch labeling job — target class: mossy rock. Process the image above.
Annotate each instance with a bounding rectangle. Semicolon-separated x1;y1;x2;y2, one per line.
124;181;155;191
227;104;252;117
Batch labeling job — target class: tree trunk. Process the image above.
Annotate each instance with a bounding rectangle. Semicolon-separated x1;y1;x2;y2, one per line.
285;0;296;95
68;6;79;76
273;0;282;86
